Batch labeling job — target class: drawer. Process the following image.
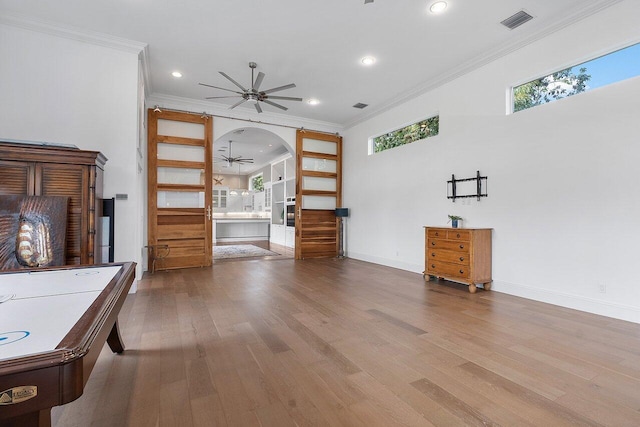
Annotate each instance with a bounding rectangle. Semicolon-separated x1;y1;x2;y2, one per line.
426;260;470;279
427;229;447;239
427;238;470;252
447;230;470;241
427;249;470;265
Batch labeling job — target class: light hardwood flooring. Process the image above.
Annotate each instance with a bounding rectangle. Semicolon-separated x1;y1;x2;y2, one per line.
53;258;640;426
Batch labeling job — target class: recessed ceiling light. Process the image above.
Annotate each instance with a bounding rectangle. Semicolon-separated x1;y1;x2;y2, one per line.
429;1;447;14
308;98;320;106
171;71;183;78
361;56;376;66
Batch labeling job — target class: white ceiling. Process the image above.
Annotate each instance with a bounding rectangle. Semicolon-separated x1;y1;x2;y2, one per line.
0;0;618;168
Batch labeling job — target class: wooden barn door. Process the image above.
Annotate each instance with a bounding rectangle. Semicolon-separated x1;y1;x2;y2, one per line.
295;130;342;259
148;109;212;270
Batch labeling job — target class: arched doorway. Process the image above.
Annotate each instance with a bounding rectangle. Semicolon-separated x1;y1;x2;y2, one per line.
211;123;295;261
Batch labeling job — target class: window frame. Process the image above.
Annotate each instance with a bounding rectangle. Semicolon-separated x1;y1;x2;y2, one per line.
509;40;640;114
368;114;440;155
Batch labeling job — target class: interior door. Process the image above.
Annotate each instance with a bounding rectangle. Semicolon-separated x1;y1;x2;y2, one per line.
148;109;213;270
295;130;342;259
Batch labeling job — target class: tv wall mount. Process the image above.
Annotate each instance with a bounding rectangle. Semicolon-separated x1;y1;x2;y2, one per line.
447;170;488;202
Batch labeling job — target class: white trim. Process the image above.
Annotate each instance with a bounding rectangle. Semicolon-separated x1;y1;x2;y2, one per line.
147;93;343;135
344;0;624;129
350;252;639;324
0;12;146;54
492;280;640;324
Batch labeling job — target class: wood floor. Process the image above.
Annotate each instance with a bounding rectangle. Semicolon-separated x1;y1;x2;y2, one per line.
52;258;640;426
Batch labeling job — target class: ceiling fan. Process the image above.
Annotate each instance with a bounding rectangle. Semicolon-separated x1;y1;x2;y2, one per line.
199;62;302;113
216;140;254;167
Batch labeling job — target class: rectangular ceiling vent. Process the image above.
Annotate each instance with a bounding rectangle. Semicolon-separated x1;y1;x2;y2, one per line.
353;103;368;109
501;10;533;30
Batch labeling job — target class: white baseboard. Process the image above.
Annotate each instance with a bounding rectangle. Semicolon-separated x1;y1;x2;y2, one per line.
348;252;423;275
492;280;640;324
348;252;639;324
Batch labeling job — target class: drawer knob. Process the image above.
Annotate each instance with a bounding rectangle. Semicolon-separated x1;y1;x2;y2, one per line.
431;253;436;257
456;233;460;238
459;244;464;249
459;269;464;274
431;264;435;269
432;242;436;246
435;232;439;236
459;257;464;261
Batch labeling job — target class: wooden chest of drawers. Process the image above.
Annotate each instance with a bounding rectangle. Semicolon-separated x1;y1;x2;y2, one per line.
424;227;492;293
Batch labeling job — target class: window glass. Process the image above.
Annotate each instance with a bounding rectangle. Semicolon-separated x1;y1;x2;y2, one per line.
251;174;264;192
513;42;640;113
371;116;439;154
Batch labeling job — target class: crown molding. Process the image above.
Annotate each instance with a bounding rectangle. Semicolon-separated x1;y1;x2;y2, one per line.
139;46;153;97
147;93;344;134
343;0;623;129
0;12;146;54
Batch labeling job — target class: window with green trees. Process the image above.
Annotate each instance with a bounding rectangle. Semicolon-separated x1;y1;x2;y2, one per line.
371;116;439;154
513;42;640;113
251;174;264;192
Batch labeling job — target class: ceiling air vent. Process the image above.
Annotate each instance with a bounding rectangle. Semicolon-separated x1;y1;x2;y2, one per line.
353;103;368;109
501;10;533;30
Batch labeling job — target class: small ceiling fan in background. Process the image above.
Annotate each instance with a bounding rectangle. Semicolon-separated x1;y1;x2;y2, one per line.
199;62;302;113
215;140;254;167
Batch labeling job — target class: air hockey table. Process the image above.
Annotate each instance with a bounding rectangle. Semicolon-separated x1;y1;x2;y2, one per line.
0;262;136;427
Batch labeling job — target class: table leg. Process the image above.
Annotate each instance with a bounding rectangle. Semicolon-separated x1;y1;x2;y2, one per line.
106;320;125;354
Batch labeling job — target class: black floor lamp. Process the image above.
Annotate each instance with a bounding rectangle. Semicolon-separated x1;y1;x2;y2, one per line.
335;207;349;258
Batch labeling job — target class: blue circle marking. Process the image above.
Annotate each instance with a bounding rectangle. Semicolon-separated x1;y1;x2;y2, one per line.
75;271;99;276
0;331;30;346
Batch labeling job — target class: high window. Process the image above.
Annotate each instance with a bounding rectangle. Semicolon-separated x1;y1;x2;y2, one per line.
513;42;640;113
370;115;439;154
251;173;264;192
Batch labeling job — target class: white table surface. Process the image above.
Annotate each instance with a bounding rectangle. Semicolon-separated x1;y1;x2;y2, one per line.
0;266;122;361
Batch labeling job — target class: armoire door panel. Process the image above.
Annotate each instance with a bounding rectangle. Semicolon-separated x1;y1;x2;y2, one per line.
0;161;35;195
38;163;88;263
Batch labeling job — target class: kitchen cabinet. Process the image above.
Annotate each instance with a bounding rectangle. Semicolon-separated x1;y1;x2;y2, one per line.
0;141;106;265
424;227;492;293
285;226;295;248
213;186;228;209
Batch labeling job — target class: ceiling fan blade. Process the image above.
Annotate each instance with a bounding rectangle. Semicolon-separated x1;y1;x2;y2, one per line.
198;83;243;94
266;96;303;101
261;83;296;95
254;102;262;113
262;100;288;111
229;99;247;110
205;96;241;99
253;72;265;91
219;71;248;92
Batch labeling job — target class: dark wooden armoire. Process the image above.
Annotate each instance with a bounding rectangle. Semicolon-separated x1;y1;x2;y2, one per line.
0;141;107;265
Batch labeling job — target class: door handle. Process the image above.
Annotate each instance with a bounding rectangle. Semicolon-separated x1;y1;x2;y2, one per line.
206;205;212;220
297;207;301;219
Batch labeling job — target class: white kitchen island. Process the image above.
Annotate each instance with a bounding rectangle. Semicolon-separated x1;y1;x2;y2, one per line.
214;215;270;242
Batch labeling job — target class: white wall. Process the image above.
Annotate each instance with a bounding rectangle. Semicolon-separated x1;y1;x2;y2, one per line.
343;1;640;323
0;23;144;280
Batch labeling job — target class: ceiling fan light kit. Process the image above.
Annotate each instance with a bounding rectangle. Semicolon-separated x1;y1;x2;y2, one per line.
200;62;303;113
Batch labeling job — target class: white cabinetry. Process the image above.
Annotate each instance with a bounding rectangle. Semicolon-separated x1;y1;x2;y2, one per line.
270;154;296;247
271;224;286;246
285;226;295;248
213;186;228;210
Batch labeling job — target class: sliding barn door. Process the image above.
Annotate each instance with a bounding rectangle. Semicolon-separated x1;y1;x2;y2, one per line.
295;130;342;259
148;110;212;270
